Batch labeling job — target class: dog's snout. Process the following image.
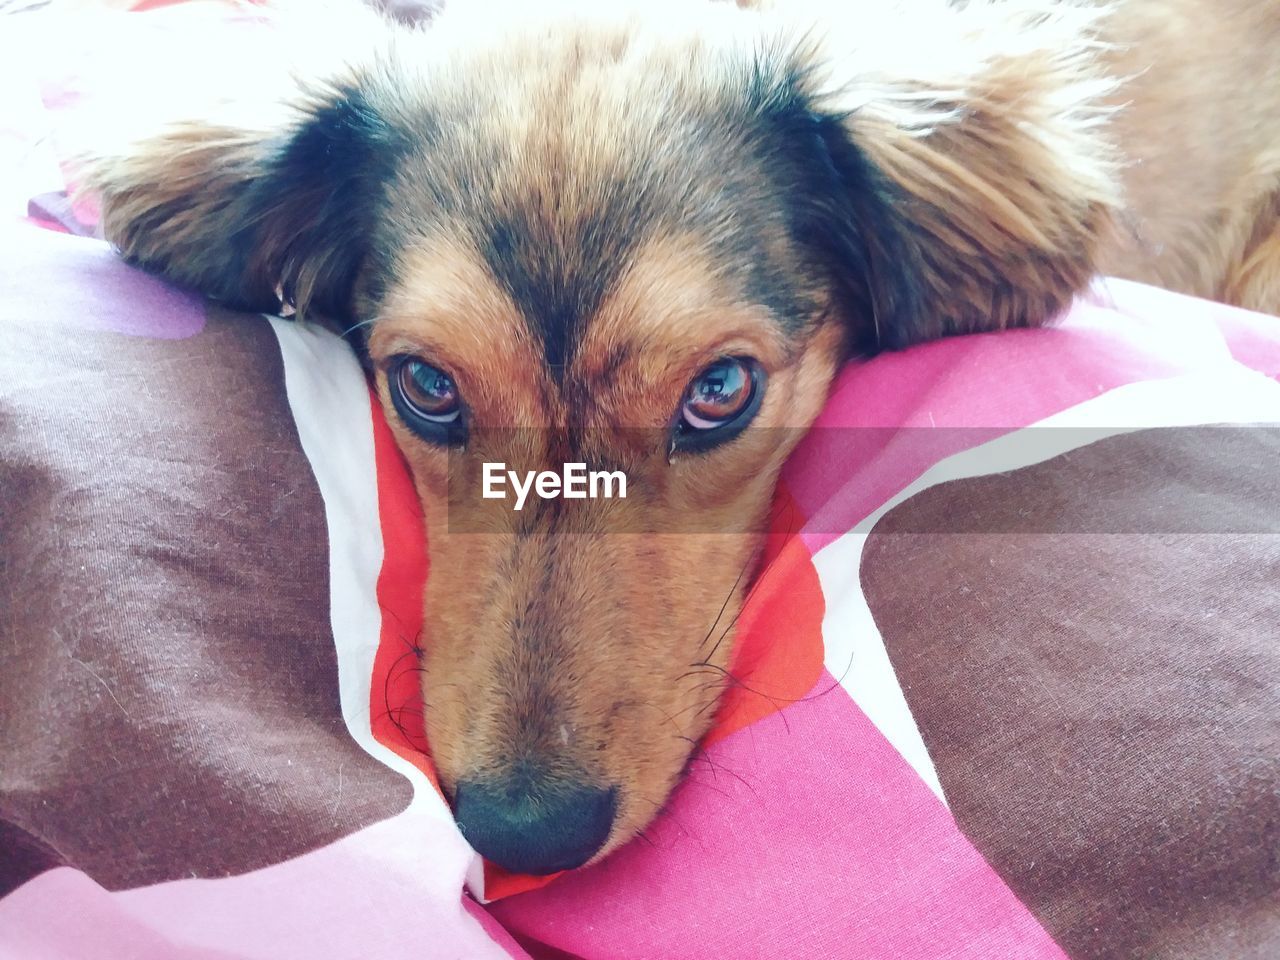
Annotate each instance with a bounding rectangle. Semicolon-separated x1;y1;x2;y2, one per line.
453;772;618;875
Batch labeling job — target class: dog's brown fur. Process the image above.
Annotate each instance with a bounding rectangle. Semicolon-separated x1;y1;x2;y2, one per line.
80;0;1280;872
1097;0;1280;310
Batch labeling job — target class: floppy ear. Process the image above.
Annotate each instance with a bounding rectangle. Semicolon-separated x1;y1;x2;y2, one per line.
765;0;1121;352
78;69;403;322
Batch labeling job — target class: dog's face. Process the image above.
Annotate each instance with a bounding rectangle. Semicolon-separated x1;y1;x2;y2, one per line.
373;233;842;872
85;0;1117;875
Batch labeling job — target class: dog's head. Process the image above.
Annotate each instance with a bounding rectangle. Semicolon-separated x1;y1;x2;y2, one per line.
83;0;1116;875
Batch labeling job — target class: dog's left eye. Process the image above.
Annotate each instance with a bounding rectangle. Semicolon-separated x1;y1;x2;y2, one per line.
389;356;465;445
672;357;764;453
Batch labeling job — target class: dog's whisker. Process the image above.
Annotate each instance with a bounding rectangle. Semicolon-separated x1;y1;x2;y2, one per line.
676;733;759;797
633;794;702;846
681;772;734;801
340;313;386;338
694;499;803;667
694;494;801;662
696;553;753;655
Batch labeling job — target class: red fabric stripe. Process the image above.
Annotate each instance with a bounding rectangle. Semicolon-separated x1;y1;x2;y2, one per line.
367;388;439;789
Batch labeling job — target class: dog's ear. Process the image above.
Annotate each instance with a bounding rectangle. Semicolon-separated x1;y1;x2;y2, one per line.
758;0;1121;352
78;69;402;322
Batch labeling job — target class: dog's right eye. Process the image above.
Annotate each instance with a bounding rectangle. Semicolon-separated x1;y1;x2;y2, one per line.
670;357;764;455
389;356;465;445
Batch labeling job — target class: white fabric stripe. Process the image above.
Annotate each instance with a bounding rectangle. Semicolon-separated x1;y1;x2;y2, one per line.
811;367;1280;803
814;533;948;802
267;319;487;888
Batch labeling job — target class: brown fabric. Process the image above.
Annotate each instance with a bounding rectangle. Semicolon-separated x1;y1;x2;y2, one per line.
862;428;1280;960
0;270;410;894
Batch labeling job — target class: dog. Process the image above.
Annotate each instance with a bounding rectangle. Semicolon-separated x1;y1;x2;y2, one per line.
80;0;1280;876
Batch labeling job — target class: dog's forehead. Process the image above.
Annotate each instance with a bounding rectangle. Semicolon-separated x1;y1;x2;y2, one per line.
372;28;823;378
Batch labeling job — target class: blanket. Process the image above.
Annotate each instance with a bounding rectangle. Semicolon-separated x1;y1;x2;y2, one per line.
1;3;1278;958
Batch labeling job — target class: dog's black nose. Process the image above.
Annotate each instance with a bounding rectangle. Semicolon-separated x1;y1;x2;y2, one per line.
452;775;618;875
